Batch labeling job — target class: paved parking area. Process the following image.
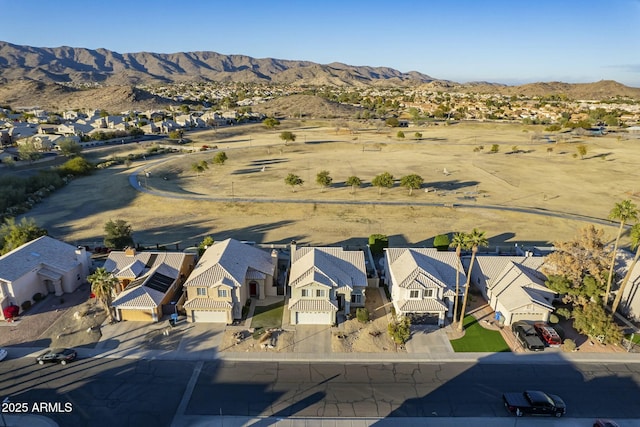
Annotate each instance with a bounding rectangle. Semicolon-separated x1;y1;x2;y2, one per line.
293;325;331;353
405;326;454;354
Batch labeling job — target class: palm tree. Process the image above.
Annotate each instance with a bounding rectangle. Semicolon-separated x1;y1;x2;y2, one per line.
88;267;119;323
605;200;638;306
611;223;640;314
457;228;488;332
449;232;467;326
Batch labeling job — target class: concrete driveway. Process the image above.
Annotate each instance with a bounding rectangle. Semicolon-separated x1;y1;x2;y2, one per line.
405;326;453;354
293;325;332;353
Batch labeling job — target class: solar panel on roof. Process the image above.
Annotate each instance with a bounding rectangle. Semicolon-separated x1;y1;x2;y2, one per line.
145;272;174;293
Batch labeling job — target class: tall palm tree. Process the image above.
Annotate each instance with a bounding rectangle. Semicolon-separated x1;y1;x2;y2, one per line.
449;232;467;326
457;228;488;332
605;200;638;305
88;267;119;323
611;223;640;314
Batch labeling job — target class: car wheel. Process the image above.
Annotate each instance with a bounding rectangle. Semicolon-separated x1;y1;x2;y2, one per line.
60;360;67;365
555;412;562;418
38;360;44;365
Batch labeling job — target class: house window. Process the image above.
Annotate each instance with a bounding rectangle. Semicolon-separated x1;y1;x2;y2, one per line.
424;289;434;298
351;294;362;304
196;288;207;296
301;289;309;297
409;290;420;299
316;289;325;298
218;289;228;298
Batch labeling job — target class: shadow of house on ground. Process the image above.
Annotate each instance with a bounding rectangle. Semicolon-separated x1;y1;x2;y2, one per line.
371;352;640;421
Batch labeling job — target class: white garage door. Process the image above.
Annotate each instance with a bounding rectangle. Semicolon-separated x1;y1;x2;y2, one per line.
192;310;227;323
509;312;546;325
296;311;332;325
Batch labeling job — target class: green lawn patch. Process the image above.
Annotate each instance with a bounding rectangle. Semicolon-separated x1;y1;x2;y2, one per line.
450;315;511;352
251;300;284;330
626;333;640;344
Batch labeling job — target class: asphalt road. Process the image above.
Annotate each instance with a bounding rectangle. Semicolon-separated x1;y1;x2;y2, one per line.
1;358;639;427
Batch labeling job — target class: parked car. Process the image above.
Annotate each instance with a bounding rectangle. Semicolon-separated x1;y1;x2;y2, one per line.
503;390;566;417
36;348;77;365
512;321;545;351
534;322;562;347
594;420;620;427
0;348;7;362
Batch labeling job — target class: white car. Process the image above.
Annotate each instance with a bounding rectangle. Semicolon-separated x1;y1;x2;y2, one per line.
0;348;7;361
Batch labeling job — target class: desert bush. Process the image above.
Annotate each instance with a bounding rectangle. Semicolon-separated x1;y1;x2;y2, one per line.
563;338;576;352
21;300;32;311
356;308;370;323
548;313;559;324
388;316;411;345
32;292;44;302
57;156;94;176
555;307;571;320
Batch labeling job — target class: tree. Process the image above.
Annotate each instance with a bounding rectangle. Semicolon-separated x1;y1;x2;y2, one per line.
385;117;399;127
191;160;208;175
572;302;622;344
18;139;42;162
315;170;332;191
284;173;303;192
400;174;423;195
372;172;394;195
57;156;94;176
611;224;640;314
449;232;467;326
88;267;119;323
414;132;422;140
213;151;228;165
168;130;183;140
280;131;296;145
433;234;450;251
198;235;215;256
490;144;500;154
263;117;280;129
103;219;134;250
57;138;82;157
543;225;610;306
0;217;47;255
577;144;587;159
396;131;405;139
458;229;488;331
604;200;638;305
346;176;362;194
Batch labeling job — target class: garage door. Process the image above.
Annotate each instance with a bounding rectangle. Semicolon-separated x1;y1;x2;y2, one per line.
510;312;546;325
192;310;228;323
296;311;332;325
120;309;154;322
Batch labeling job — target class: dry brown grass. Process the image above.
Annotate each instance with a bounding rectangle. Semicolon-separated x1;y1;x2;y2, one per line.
21;121;640;250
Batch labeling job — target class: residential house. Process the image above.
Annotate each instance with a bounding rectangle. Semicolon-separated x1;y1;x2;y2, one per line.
104;248;196;322
385;248;464;326
468;256;555;325
183;239;278;323
288;244;367;325
0;236;91;319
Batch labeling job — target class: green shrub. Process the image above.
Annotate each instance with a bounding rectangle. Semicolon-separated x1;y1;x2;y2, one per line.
388;316;411;345
548;313;559;324
563;338;576;352
433;234;450;251
356;308;370;323
21;300;32;311
556;307;571;320
32;292;44;302
368;234;388;255
57;156;94;176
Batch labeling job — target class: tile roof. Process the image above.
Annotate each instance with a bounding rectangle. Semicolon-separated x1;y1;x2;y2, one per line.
471;255;545;290
0;236;85;282
183;238;275;288
104;251;188;279
385;248;465;294
183;299;233;310
288;298;339;312
112;264;179;309
289;247;367;290
398;298;448;313
487;260;555;312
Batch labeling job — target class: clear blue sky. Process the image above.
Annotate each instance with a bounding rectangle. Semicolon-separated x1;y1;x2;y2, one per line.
2;0;639;87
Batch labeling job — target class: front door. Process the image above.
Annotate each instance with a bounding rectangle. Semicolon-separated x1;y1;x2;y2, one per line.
249;281;258;297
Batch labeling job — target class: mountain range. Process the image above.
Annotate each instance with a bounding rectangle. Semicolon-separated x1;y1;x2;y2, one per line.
1;41;640;113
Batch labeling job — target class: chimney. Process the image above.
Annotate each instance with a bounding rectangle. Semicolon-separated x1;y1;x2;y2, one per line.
125;247;136;257
290;241;297;261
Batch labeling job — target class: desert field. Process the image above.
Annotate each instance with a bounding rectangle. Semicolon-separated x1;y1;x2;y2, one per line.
21;121;640;250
